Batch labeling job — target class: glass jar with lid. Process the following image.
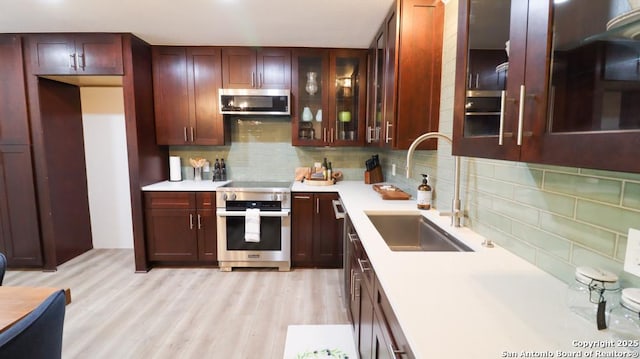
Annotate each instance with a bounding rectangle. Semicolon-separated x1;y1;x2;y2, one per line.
566;266;621;330
609;288;640;353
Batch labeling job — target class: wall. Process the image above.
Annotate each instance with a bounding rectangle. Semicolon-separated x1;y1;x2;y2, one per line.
380;0;640;288
169;117;379;182
81;87;134;249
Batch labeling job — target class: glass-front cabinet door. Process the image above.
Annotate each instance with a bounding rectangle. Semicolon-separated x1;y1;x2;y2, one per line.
292;49;366;146
367;30;385;146
454;0;520;160
454;0;640;173
330;50;367;146
537;0;640;172
292;49;328;146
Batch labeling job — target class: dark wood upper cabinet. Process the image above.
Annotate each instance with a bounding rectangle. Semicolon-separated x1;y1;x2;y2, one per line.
0;35;30;145
152;46;225;145
454;0;640;173
369;0;444;150
27;33;123;75
221;47;291;89
292;48;367;146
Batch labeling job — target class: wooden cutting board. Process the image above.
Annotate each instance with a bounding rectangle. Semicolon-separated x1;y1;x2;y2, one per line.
372;184;411;200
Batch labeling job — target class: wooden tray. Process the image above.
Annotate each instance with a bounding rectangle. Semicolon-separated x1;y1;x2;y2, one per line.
372;184;411;200
301;178;336;186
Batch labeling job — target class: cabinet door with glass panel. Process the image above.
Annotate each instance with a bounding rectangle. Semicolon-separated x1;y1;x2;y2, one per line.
292;49;366;146
366;29;385;147
292;49;329;146
329;49;367;146
454;0;640;173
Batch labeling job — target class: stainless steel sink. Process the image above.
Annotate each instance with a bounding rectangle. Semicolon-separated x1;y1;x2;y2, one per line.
367;213;473;252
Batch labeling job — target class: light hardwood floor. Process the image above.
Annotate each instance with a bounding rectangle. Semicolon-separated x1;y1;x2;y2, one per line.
4;249;350;359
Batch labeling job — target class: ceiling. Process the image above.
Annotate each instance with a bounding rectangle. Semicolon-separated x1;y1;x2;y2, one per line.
0;0;395;48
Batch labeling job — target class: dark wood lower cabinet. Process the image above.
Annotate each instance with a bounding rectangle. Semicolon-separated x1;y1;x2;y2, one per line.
345;215;414;359
144;192;216;264
0;145;43;267
292;192;343;268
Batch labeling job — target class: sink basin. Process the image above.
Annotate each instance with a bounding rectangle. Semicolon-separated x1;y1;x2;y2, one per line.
367;213;473;252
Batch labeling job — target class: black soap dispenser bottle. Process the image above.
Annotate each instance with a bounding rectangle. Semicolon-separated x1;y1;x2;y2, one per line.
417;174;432;210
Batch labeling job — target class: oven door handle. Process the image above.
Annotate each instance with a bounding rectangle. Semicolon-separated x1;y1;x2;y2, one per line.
216;209;291;217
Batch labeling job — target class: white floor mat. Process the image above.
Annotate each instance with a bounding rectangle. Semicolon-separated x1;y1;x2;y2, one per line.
282;324;358;359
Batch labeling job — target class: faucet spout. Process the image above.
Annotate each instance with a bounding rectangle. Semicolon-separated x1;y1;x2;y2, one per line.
406;132;462;227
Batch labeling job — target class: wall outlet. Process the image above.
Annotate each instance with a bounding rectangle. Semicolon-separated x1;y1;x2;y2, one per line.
624;228;640;278
392;164;396;176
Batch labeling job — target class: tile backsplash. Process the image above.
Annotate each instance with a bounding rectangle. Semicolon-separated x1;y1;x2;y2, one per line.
169;117;377;182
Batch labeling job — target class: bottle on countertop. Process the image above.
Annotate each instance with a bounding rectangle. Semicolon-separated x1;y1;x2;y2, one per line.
220;158;227;181
213;158;221;182
327;161;333;181
322;157;329;180
417;174;432;210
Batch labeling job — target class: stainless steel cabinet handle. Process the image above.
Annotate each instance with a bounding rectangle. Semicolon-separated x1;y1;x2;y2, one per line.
251;72;255;88
498;90;506;146
517;84;525;146
69;54;77;70
197;214;202;229
183;127;188;142
78;53;85;70
259;73;263;88
348;233;359;244
189;214;194;230
385;121;392;143
294;195;311;200
350;269;355;301
190;127;195;142
468;73;472;88
366;126;372;143
475;73;479;89
388;343;406;358
323;128;327;142
358;258;371;272
330;128;334;143
316;198;320;214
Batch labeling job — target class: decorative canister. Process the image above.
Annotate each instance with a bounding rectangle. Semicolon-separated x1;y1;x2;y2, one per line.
305;72;318;95
302;107;313;122
609;288;640;350
566;266;621;330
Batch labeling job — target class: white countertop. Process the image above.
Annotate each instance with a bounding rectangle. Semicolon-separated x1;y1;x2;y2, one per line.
143;179;633;357
296;181;631;358
141;180;231;191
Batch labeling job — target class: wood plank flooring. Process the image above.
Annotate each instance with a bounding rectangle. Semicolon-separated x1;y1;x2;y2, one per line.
4;249;350;359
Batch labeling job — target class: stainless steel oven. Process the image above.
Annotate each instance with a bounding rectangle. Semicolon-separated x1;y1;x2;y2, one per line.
216;181;292;271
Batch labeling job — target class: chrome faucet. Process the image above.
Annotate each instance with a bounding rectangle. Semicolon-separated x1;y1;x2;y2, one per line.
406;132;462;227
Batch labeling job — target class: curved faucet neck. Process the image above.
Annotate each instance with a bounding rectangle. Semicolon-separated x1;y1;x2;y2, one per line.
406;132;452;178
405;131;462;227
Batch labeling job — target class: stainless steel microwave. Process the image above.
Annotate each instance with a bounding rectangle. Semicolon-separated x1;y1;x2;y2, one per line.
219;88;290;115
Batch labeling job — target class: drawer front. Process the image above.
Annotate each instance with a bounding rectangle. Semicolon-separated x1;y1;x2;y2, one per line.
144;192;195;209
196;192;215;210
